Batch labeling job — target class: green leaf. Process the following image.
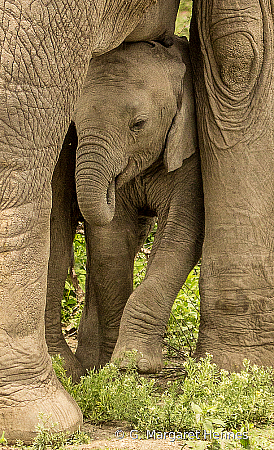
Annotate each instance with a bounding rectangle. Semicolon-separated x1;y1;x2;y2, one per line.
240;436;251;449
203;419;214;431
211;418;226;427
191;402;203;414
67;298;77;306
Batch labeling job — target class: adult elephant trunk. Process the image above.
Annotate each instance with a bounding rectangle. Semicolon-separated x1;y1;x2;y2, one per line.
75;131;124;226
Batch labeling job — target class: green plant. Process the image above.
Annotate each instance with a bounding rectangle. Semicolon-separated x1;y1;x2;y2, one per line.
165;264;200;356
133;223;157;289
0;431;7;446
61;229;86;328
175;0;193;38
181;356;274;430
233;423;252;449
68;359;158;425
133;250;148;289
191;402;226;434
32;416;67;450
53;354;274;441
61;429;90;446
52;354;74;392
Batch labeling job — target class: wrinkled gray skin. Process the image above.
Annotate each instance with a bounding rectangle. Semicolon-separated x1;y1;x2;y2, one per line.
126;0;180;45
190;0;274;371
82;153;204;374
46;37;204;378
0;0;181;443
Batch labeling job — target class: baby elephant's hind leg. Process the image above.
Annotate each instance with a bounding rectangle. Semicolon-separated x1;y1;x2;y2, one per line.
46;123;85;382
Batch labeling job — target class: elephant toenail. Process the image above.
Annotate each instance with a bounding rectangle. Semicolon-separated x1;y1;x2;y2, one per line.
138;358;151;373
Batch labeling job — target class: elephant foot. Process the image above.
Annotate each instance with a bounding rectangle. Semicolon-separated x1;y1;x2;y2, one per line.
1;367;82;444
197;274;274;372
46;333;85;382
111;336;163;374
194;342;274;372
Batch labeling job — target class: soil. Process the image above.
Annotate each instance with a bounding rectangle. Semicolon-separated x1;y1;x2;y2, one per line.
74;421;194;449
2;424;194;450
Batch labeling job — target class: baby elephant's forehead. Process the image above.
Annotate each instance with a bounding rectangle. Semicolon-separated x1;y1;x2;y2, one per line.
85;47;170;91
89;41;165;77
89;54;129;79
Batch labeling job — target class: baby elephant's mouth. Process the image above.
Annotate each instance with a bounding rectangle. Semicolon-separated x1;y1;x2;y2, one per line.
116;159;138;189
106;178;115;205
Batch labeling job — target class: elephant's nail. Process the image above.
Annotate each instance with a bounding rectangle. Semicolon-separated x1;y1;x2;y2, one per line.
138;358;151;373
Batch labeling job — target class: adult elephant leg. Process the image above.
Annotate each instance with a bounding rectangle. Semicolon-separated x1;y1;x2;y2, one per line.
112;155;204;373
46;123;85;382
0;147;82;443
191;0;274;370
76;188;154;370
0;0;175;441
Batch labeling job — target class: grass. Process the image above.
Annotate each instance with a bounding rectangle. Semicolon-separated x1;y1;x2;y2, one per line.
52;354;274;433
61;226;86;329
165;263;200;356
49;354;274;449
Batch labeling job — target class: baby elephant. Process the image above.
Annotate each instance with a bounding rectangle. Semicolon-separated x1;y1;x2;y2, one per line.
46;37;204;378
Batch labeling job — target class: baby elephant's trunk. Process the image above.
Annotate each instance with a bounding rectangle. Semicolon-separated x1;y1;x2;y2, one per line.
75;138;117;227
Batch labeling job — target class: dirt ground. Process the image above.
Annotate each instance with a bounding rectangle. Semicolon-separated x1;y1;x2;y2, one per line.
1;422;196;450
77;421;194;449
3;432;194;450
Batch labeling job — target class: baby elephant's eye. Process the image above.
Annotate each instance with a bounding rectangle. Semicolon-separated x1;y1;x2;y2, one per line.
130;118;147;133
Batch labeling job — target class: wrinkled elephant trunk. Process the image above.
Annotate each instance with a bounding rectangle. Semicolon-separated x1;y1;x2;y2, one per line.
75;138;121;226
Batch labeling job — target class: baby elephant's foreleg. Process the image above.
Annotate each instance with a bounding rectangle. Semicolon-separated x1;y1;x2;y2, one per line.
112;154;204;373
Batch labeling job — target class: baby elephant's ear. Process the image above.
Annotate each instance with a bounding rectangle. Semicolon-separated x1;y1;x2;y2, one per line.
164;63;198;172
